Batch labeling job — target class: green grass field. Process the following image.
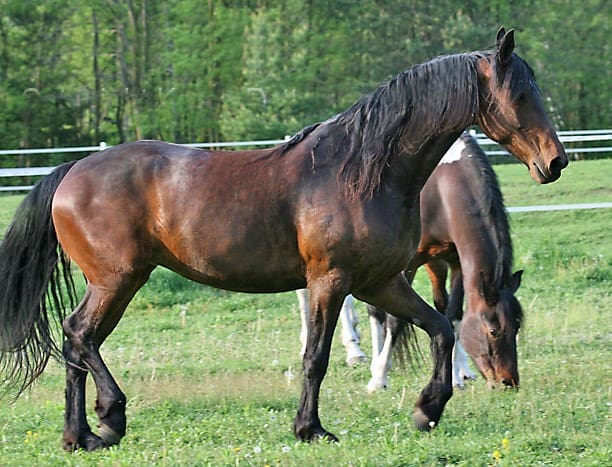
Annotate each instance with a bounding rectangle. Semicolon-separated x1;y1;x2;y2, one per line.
0;159;610;466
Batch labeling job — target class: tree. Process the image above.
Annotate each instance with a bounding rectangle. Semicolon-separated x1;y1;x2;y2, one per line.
0;0;609;159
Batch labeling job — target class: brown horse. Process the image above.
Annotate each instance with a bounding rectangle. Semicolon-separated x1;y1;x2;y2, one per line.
0;28;566;450
409;132;523;388
367;132;524;392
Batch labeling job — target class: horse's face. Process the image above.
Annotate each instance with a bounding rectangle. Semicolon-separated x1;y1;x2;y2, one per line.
460;270;523;388
476;29;568;184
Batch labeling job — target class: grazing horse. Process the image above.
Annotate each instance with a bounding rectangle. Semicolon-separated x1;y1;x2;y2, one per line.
298;133;523;392
0;29;566;451
368;132;524;392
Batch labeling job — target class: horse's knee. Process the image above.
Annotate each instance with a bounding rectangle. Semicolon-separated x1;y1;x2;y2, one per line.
432;315;455;351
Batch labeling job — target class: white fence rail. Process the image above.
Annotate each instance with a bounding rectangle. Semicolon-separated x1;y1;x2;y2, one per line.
506;202;612;213
1;130;610;192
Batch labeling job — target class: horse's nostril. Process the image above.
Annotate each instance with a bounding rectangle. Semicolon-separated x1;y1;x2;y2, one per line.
549;155;568;176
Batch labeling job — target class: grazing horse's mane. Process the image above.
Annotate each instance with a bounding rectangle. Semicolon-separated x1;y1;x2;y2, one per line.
460;133;514;290
281;52;487;197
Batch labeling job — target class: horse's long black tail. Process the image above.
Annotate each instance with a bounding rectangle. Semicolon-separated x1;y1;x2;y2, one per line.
0;161;78;399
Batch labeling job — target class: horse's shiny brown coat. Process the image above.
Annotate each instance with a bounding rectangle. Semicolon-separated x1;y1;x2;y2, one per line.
0;29;567;450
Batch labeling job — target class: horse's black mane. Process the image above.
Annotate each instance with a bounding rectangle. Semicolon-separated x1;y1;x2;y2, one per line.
280;53;484;197
281;49;535;198
459;133;514;292
494;55;538;102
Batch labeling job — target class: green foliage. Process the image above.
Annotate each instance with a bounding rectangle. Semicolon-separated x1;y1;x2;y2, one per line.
0;160;610;464
0;1;608;154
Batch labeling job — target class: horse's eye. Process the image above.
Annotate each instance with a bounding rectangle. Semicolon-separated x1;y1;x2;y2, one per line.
489;328;500;338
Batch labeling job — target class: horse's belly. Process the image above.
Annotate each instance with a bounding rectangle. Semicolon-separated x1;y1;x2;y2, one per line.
156;228;306;293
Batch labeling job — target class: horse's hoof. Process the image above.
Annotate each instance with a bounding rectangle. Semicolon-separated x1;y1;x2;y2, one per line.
346;355;367;366
314;431;339;443
98;423;122;446
453;380;466;390
413;408;437;432
295;426;339;443
366;380;388;394
63;432;107;452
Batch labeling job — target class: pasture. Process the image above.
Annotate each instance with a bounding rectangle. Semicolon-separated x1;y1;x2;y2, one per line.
0;158;610;466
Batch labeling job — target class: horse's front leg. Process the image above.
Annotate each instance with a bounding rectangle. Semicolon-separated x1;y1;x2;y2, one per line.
298;290;365;366
296;289;310;357
293;271;348;442
446;266;476;385
355;274;454;431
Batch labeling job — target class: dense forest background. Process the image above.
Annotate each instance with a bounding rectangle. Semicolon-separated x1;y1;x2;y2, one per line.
0;0;609;152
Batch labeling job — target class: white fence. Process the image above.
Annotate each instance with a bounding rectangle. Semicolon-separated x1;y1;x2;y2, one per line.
1;130;610;193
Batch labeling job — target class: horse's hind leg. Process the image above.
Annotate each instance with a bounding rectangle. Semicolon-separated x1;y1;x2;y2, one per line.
62;288;104;451
62;271;151;451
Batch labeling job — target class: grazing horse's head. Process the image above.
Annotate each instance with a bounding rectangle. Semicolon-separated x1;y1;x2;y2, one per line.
460;270;523;388
476;28;568;183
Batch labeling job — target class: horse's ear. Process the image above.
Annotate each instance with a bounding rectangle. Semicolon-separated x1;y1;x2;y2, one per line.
509;270;523;293
496;27;506;46
497;29;515;67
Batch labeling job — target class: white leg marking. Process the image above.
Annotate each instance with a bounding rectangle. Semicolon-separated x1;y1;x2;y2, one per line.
297;291;366;365
367;322;393;393
452;320;476;388
296;289;309;357
339;295;366;365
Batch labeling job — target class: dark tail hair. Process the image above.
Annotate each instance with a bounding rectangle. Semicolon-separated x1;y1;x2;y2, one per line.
0;161;78;399
367;304;425;370
392;319;425;371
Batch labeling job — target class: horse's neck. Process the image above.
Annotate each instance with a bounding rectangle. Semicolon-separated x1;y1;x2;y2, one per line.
391;132;463;198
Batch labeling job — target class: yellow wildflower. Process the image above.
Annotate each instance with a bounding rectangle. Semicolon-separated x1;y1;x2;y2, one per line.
502;437;510;452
